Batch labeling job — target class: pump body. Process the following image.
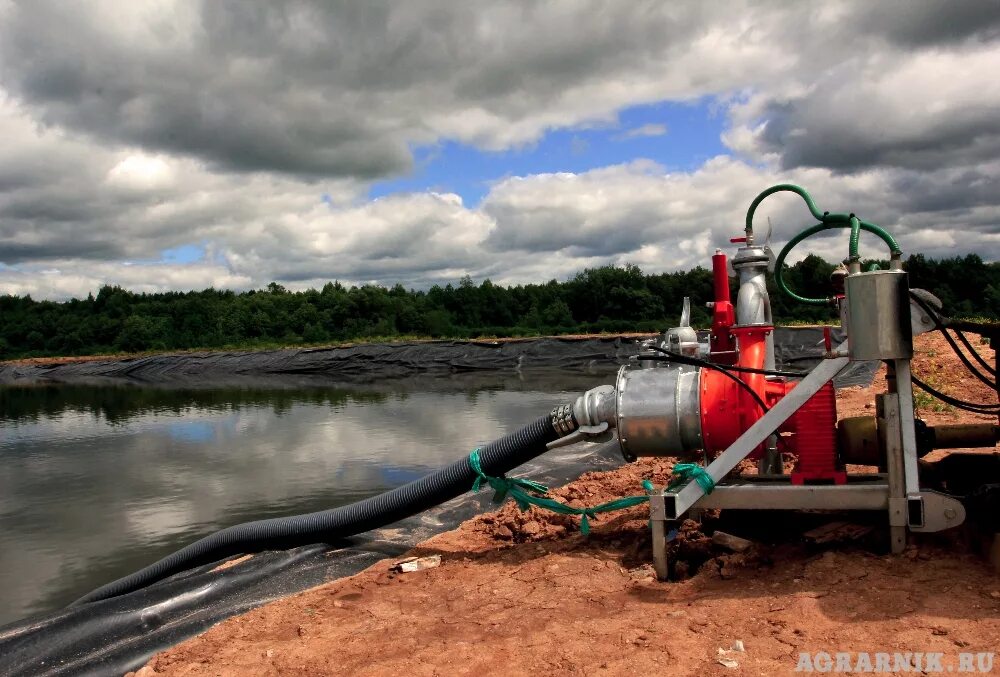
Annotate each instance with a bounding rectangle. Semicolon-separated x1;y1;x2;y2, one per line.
614;246;844;484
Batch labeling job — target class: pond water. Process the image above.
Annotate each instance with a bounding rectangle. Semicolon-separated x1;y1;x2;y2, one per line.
0;370;615;627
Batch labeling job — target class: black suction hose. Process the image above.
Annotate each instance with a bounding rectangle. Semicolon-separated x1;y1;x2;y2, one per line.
75;411;564;605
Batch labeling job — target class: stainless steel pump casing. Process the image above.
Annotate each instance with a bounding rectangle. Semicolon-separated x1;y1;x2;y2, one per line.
615;364;703;460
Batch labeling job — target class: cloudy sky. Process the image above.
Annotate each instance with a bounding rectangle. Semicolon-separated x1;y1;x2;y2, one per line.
0;1;998;300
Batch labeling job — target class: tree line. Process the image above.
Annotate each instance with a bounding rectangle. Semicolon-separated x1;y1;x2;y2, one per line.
0;253;996;359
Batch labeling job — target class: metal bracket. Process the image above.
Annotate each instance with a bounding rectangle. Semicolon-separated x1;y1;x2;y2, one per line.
907;490;966;532
909;289;943;337
649;492;667;520
888;497;908;527
545;421;612;450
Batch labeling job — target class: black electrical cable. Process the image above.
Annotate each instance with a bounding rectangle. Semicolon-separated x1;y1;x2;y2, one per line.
646;349;771;414
713;362;805;378
909;292;997;389
911;291;997;386
643;353;804;378
954;328;997;376
911;373;1000;414
647;346;805;378
75;411;563;605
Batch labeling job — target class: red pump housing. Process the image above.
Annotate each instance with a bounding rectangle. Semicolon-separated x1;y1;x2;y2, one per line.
698;252;845;483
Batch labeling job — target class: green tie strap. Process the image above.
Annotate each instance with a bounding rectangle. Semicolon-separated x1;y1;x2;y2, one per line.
468;449;681;535
666;462;716;495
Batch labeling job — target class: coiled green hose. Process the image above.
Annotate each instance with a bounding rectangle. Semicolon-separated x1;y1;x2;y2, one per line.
744;184;903;305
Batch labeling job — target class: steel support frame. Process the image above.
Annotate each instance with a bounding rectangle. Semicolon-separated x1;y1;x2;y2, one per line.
649;481;890;515
648;340;930;578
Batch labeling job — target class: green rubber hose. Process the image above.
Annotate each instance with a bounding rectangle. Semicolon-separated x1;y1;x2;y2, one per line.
848;216;861;262
774;220;904;305
745;184;825;229
745;184;903;305
745;184;902;259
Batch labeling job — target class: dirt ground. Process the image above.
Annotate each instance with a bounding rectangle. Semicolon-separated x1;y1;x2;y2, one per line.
133;332;1000;676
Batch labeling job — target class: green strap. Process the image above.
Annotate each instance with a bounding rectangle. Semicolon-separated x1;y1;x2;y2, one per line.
467;450;714;535
666;462;716;494
468;447;549;504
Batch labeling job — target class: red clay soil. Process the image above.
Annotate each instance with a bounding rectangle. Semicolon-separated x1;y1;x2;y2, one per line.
133;333;1000;676
3;353;137;367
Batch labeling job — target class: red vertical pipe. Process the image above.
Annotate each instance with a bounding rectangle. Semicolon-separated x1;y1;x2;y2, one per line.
712;250;730;305
710;249;736;358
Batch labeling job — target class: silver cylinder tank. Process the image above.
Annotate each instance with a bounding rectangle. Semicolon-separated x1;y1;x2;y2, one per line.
846;269;913;360
615;364;703;459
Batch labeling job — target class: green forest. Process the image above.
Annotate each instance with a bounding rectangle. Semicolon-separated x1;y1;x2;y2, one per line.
1;253;997;360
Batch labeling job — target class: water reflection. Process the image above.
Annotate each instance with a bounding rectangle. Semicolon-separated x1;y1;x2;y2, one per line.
0;369;614;626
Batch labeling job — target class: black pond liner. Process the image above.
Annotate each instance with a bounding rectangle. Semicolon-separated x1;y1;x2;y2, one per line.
0;329;876;676
0;328;874;389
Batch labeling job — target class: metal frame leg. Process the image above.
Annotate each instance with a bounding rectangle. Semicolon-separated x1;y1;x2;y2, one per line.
893;359;922;496
879;392;908;553
651;517;668;580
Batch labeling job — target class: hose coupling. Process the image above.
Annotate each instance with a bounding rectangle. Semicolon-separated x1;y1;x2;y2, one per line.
573;384;617;428
546;385;617;450
550;404;578;436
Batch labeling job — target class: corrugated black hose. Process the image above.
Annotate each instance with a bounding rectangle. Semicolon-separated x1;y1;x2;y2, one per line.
74;411;566;605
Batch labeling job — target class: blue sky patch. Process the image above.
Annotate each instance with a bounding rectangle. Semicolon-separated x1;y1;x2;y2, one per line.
368;99;725;207
159;244;206;265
